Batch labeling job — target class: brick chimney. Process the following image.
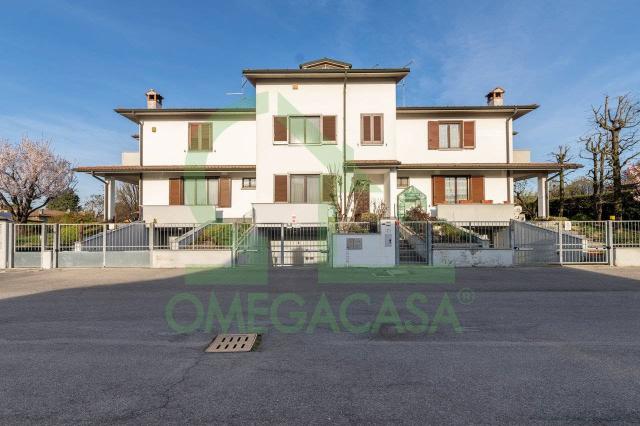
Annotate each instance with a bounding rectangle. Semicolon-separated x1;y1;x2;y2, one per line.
485;87;505;106
145;89;163;109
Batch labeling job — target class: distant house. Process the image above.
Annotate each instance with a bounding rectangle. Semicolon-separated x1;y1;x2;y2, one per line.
76;57;580;223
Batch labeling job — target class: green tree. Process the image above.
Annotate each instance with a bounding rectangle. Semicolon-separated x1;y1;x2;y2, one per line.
47;189;80;212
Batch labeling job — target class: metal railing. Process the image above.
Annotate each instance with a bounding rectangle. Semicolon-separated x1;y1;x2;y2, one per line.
153;223;235;250
431;221;511;249
612;221;640;247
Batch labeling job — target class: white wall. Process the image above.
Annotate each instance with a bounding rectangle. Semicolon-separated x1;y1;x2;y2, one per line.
254;79;397;203
152;250;232;268
433;249;513;267
396;114;510;164
142;174;256;222
332;220;396;267
141;115;256;166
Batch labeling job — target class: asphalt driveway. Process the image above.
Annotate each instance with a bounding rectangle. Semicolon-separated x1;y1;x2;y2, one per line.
0;266;639;424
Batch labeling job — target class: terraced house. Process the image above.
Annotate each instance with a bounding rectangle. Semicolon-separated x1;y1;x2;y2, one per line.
77;57;575;224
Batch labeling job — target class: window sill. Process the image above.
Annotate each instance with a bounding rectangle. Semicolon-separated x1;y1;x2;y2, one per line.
241;187;256;190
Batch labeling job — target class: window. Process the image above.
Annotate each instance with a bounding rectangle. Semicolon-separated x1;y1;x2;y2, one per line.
397;177;409;188
242;177;256;189
184;177;218;205
361;114;383;145
189;123;212;151
438;122;461;149
289;116;321;144
290;175;320;203
444;176;469;203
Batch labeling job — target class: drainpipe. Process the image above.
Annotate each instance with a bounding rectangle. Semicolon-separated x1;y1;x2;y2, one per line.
506;107;518;203
342;70;348;216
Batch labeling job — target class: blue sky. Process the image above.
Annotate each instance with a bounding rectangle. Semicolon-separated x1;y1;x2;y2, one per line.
1;0;639;200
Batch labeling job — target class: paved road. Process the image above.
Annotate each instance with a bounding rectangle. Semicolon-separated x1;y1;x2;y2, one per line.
0;266;639;424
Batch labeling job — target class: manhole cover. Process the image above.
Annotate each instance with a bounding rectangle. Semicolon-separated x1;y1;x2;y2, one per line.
205;333;260;353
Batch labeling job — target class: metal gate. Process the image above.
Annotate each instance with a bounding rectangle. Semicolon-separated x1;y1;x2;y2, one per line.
397;221;430;264
513;220;610;265
235;223;329;267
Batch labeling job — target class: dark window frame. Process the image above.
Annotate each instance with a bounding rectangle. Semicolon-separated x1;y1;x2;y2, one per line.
443;175;470;204
242;177;256;189
397;176;409;188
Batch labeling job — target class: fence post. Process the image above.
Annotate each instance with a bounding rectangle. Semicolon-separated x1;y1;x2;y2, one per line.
607;220;614;266
9;223;14;268
53;223;60;268
102;224;107;267
426;221;433;265
231;223;237;267
280;223;285;266
558;221;563;265
148;222;154;252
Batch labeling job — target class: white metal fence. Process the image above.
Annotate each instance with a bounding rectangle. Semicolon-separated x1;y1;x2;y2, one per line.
4;220;640;268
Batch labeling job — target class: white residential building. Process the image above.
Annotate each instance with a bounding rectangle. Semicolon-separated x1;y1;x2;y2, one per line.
77;57;578;223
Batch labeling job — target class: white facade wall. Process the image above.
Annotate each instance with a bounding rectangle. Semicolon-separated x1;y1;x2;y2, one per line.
141;116;256;166
395;114;510;164
254;79;397;204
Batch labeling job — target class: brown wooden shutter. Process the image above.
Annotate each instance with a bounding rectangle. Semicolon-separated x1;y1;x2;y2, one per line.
273;116;288;142
321;174;335;202
189;124;199;150
362;115;371;143
470;176;484;203
428;121;439;150
202;123;212;151
432;176;445;205
373;115;382;143
274;175;288;202
463;121;475;149
169;178;183;205
218;176;231;208
322;116;336;142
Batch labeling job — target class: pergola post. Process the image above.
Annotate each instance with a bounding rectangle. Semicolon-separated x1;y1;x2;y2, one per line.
104;178;116;222
537;175;548;218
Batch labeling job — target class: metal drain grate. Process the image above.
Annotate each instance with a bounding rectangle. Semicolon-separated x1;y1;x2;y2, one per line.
205;333;259;353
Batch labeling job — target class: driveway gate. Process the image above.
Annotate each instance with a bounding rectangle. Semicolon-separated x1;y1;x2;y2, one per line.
235;223;329;267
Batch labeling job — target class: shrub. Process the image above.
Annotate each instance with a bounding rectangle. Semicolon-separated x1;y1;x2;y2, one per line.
405;205;431;221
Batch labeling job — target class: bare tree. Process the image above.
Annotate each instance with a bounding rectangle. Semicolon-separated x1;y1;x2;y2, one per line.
0;137;75;222
327;165;369;229
580;133;610;220
514;180;537;219
549;145;574;217
115;183;139;221
83;194;104;219
592;94;640;217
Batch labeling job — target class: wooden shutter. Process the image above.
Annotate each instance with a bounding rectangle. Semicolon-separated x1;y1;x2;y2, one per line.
273;116;288;142
321;174;335;202
432;176;445;205
169;178;183;205
463;121;475;149
201;123;212;151
362;115;371;143
470;176;484;203
218;176;231;208
322;116;336;142
373;115;382;143
428;121;439;150
274;175;288;202
189;123;199;150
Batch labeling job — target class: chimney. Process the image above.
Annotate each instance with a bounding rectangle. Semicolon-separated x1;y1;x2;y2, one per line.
485;87;505;106
145;89;163;109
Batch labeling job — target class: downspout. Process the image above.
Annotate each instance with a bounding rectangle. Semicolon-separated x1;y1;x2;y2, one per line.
342;70;348;217
506;107;518;203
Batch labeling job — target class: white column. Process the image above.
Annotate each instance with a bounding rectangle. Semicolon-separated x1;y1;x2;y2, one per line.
537;175;548;218
0;221;9;269
388;168;398;218
104;178;116;222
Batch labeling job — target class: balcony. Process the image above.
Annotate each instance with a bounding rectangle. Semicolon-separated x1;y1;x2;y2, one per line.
252;203;330;223
513;149;531;163
436;203;519;221
121;152;140;166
